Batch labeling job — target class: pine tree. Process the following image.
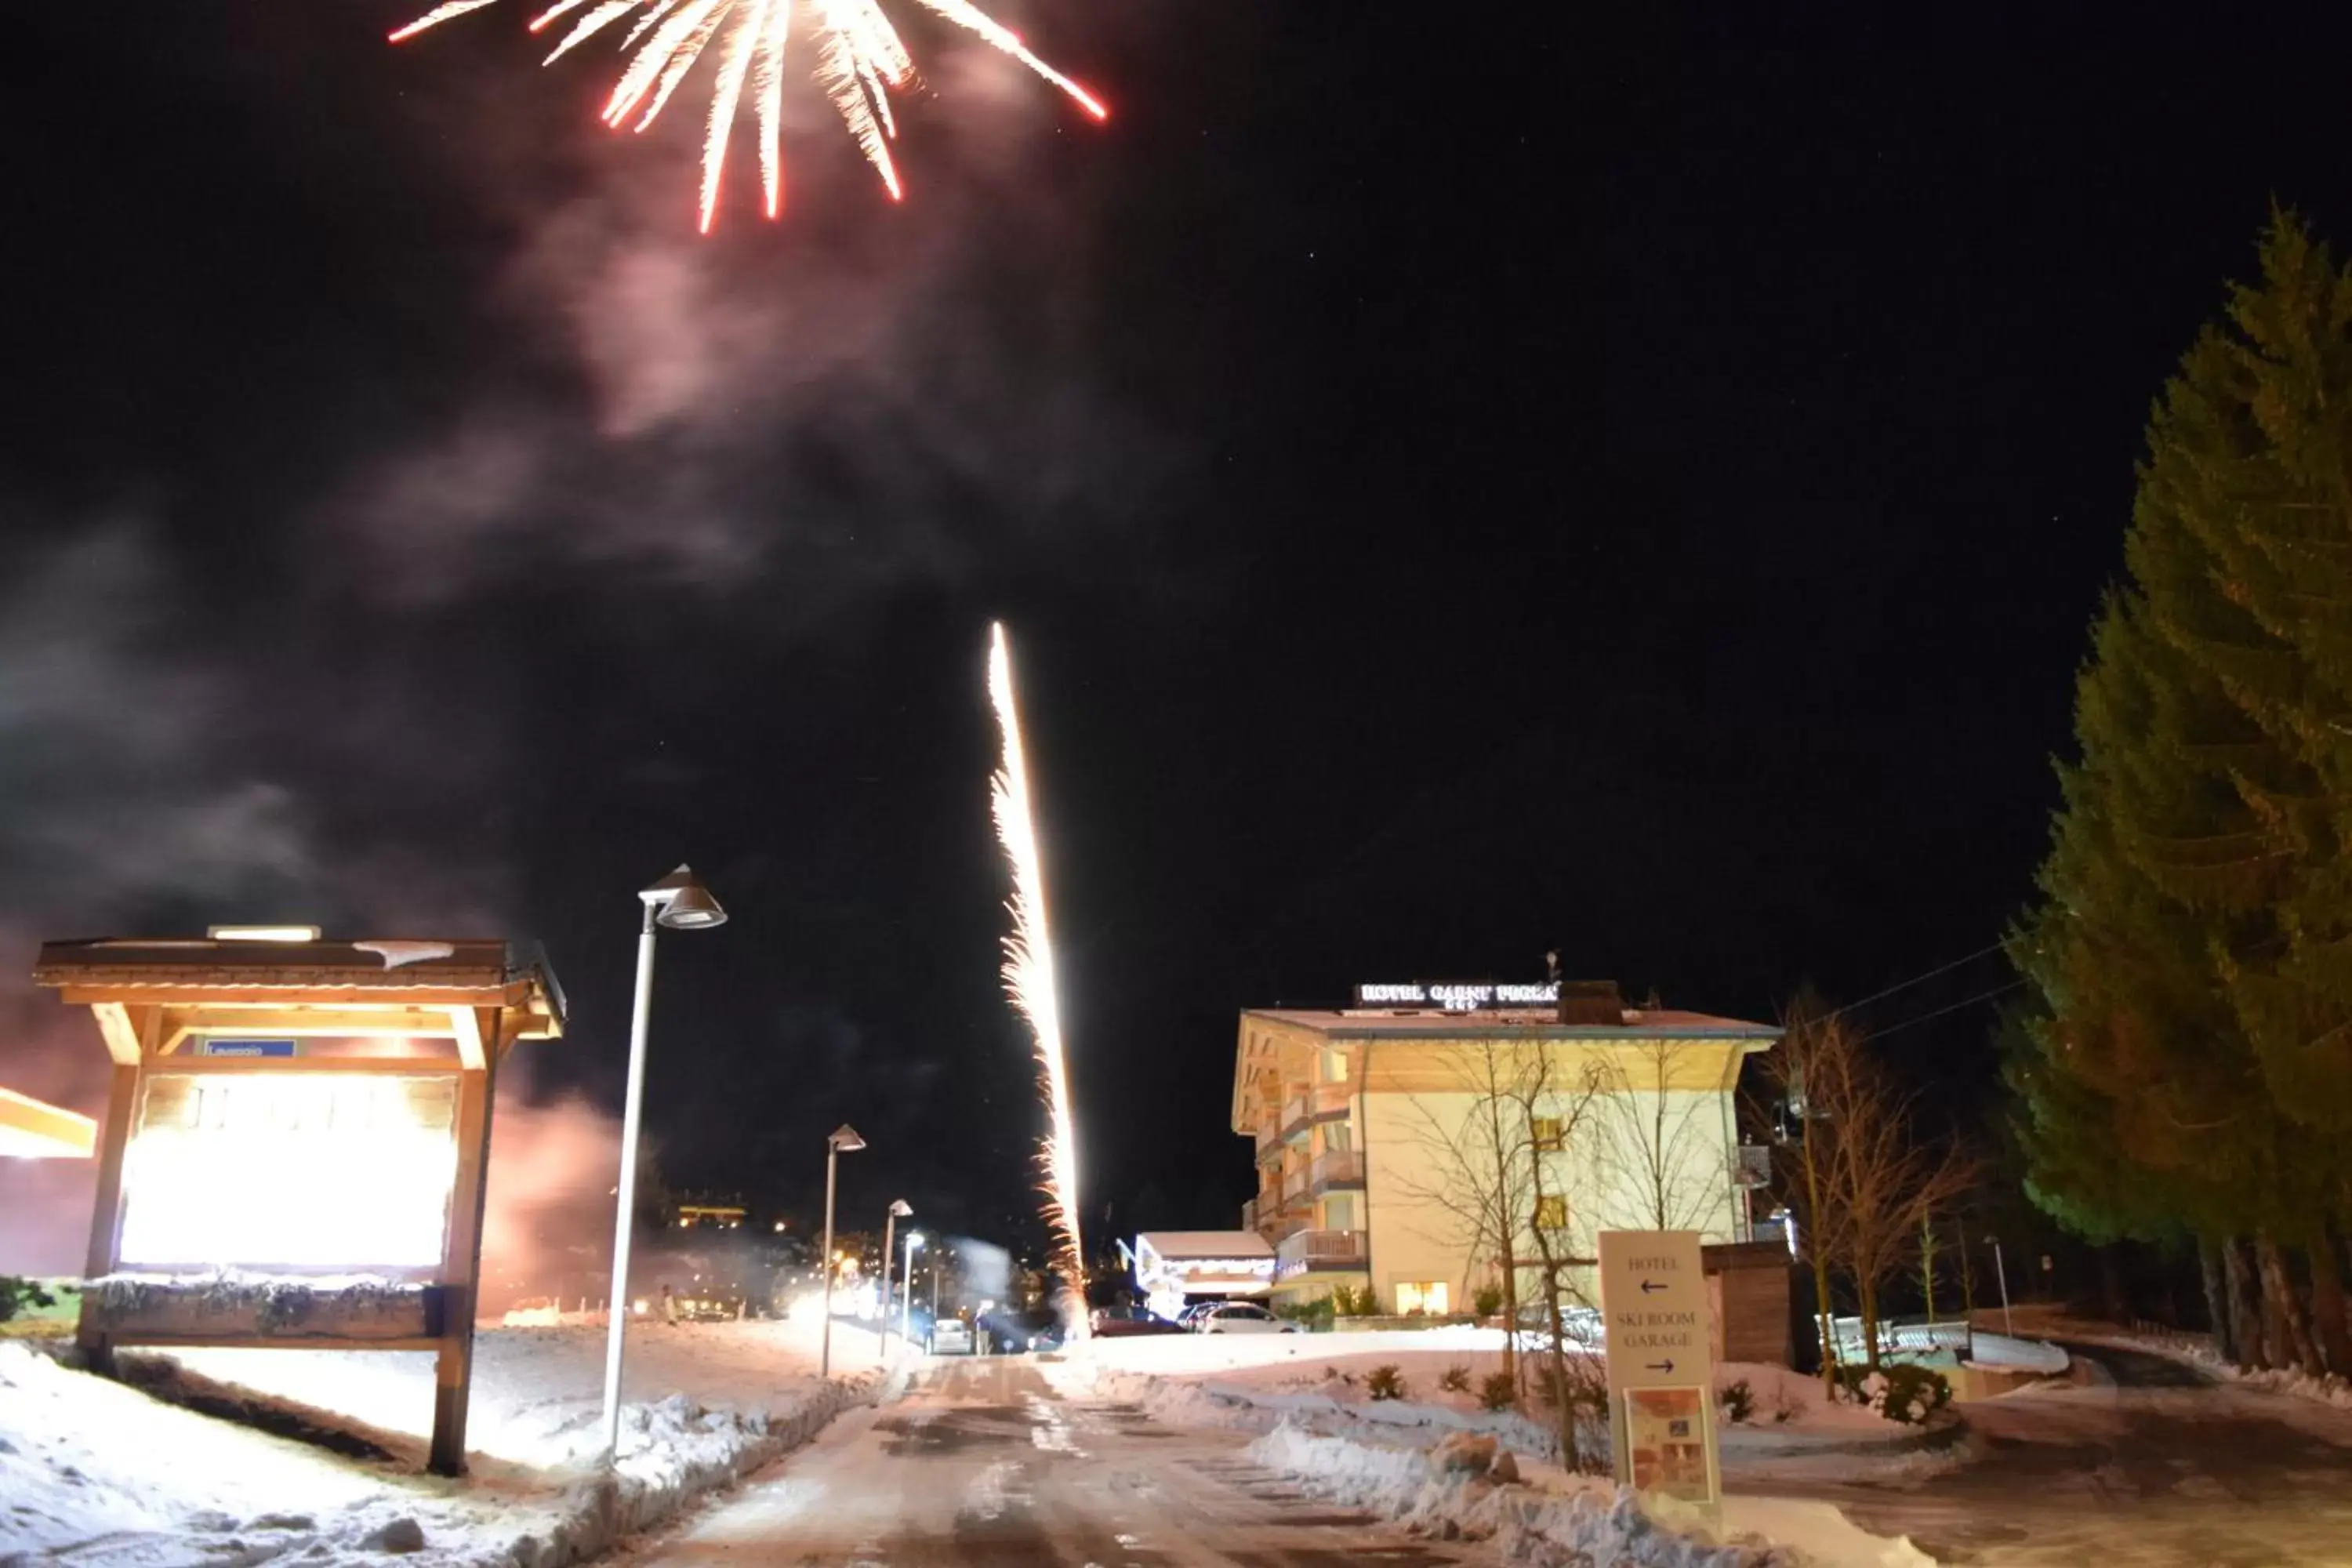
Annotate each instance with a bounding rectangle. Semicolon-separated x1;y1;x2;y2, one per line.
2011;216;2352;1374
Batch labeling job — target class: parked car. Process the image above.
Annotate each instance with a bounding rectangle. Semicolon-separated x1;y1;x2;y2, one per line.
927;1316;973;1355
1090;1305;1185;1338
977;1306;1066;1354
1193;1302;1299;1334
1175;1301;1223;1330
1512;1301;1605;1348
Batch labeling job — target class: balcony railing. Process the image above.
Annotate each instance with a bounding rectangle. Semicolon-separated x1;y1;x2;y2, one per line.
1280;1167;1308;1202
1308;1149;1364;1189
1735;1145;1772;1188
1278;1085;1355;1142
1276;1228;1368;1279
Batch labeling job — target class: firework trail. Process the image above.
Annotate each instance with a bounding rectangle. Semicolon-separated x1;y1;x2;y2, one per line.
390;0;1107;232
986;622;1085;1336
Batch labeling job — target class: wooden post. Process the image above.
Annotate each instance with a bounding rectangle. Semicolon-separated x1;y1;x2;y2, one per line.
74;1059;143;1373
430;1007;503;1476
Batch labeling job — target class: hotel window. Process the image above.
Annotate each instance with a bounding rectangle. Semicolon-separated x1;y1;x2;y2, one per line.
1322;1048;1349;1083
1530;1116;1564;1152
1394;1279;1450;1316
1323;1121;1352;1153
1323;1194;1356;1232
1534;1195;1569;1232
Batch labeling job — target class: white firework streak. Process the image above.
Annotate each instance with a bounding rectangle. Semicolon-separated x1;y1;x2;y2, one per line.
391;0;1105;229
987;622;1086;1335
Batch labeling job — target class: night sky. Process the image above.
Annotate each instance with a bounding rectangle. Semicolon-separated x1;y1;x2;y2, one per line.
5;3;2352;1267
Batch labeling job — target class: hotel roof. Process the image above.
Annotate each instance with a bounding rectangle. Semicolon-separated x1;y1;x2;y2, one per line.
1135;1230;1276;1261
1241;1006;1780;1041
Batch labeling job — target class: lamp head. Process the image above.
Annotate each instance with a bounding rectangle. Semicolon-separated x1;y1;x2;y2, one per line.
888;1198;913;1218
829;1123;866;1152
907;1232;925;1250
641;864;728;930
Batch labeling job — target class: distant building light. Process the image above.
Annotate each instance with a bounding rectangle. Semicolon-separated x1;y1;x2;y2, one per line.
209;925;322;943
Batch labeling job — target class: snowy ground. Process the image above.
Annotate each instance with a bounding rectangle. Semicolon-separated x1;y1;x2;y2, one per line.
632;1356;1509;1566
1053;1327;1914;1466
1978;1303;2352;1413
2;1316;903;1566
1751;1336;2352;1564
628;1351;1927;1568
1044;1330;1940;1566
162;1312;902;1468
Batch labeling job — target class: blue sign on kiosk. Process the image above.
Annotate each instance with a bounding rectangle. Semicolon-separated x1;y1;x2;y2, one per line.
199;1039;297;1058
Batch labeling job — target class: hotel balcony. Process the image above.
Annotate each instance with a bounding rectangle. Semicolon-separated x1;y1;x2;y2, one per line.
1276;1228;1368;1281
1735;1144;1772;1188
1308;1148;1364;1192
1279;1083;1355;1143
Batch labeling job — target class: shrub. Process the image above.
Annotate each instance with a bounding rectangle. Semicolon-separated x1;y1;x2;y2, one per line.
1533;1356;1609;1414
0;1278;56;1323
1718;1377;1755;1425
1366;1363;1408;1401
1275;1295;1334;1330
1472;1283;1505;1319
1770;1384;1803;1425
1479;1370;1518;1411
1877;1364;1951;1425
1439;1363;1472;1394
1330;1283;1381;1317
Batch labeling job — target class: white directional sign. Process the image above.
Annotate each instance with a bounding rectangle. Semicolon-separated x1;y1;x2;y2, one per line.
1599;1230;1719;1508
1600;1229;1712;1388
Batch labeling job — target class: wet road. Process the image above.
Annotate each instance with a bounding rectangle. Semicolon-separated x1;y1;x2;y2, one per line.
635;1357;1490;1567
1756;1345;2352;1565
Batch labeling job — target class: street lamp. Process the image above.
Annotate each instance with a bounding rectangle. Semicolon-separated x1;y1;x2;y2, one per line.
880;1199;913;1360
819;1124;865;1377
902;1231;925;1350
601;865;727;1464
1985;1234;2014;1337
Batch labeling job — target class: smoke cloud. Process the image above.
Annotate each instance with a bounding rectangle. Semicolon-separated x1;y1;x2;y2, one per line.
0;2;1160;1274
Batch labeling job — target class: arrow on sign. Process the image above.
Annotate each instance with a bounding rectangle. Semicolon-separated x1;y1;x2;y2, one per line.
1639;1279;1668;1295
1646;1359;1676;1374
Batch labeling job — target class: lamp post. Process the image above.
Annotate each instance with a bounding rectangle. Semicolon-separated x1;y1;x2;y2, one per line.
880;1199;912;1359
819;1124;865;1377
902;1231;925;1350
1986;1234;2014;1337
601;866;727;1464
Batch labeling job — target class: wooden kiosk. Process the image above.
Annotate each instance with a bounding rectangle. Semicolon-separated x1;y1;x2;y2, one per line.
31;931;565;1475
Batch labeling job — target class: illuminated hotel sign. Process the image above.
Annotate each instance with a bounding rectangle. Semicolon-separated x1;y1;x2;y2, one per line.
1354;982;1558;1011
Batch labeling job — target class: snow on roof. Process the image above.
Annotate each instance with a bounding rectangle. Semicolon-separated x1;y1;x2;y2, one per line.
1243;1006;1779;1040
1137;1230;1275;1261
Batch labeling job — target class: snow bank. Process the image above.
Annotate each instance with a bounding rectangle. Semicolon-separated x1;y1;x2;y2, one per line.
162;1316;897;1468
1247;1422;1936;1567
1988;1308;2352;1413
1052;1333;1905;1472
1;1324;905;1567
1956;1331;2068;1374
1261;1420;1900;1568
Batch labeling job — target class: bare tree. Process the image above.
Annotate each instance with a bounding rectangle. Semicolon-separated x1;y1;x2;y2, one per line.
1397;1038;1537;1385
1504;1057;1608;1470
1398;1037;1616;1468
1771;1008;1975;1372
1588;1036;1734;1234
